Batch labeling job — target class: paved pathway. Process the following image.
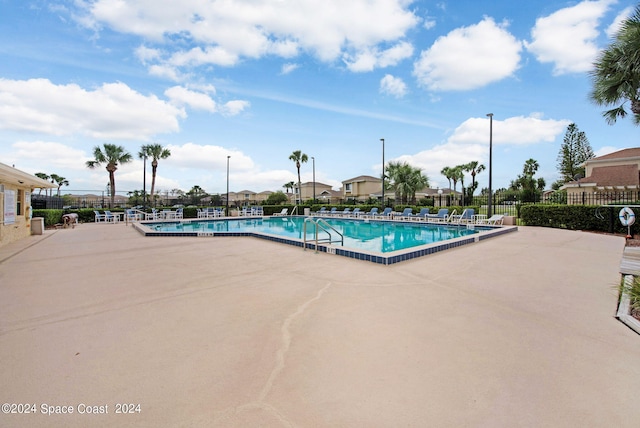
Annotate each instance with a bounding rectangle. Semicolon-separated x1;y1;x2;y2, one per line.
0;223;639;427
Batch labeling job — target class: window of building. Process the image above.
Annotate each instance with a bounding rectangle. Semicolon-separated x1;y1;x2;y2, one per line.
345;183;352;192
17;189;23;215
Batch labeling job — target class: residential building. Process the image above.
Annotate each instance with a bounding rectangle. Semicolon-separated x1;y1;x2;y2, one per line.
0;162;56;246
342;175;381;202
292;181;336;203
561;147;640;204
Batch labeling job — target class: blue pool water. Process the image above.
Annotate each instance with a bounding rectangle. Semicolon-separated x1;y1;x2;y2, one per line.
143;216;481;253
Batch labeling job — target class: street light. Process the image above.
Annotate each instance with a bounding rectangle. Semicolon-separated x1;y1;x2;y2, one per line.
312;156;316;203
486;113;493;217
380;138;385;207
226;155;230;216
142;152;147;210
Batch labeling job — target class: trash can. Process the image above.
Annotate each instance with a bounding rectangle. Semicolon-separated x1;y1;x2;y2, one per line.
304;208;311;216
31;217;44;235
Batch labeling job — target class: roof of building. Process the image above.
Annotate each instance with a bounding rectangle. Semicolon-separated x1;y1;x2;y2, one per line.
342;175;380;183
592;147;640;161
0;162;57;189
584;165;640;187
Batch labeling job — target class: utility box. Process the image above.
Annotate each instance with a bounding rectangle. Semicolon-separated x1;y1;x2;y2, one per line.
503;216;516;226
304;208;311;216
31;217;44;235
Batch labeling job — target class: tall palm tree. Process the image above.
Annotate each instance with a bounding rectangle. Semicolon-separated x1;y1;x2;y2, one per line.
440;166;453;191
590;5;640;124
288;150;308;204
86;143;132;208
34;173;49;195
50;174;69;196
386;161;429;204
464;161;486;196
283;181;295;202
139;143;171;206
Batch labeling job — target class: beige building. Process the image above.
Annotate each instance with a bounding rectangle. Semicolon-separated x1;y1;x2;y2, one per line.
0;162;56;246
292;181;335;203
342;175;381;201
561;147;640;204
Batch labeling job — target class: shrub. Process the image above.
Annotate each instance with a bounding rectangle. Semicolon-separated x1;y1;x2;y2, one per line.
520;204;639;235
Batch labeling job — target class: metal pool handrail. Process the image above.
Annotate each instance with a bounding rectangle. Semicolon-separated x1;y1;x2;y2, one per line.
303;217;344;253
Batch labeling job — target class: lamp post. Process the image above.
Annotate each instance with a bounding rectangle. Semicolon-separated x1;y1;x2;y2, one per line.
312;156;316;203
226;155;230;216
380;138;385;207
486;113;493;217
142;152;147;210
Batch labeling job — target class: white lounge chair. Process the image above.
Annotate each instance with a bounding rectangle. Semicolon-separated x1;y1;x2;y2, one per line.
480;214;504;225
94;210;106;222
104;210;120;223
273;208;288;216
425;208;449;223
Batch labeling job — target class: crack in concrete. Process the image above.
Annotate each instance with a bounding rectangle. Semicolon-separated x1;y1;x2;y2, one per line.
215;281;332;427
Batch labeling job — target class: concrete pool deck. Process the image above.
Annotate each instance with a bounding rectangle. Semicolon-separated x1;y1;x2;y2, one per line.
1;223;639;427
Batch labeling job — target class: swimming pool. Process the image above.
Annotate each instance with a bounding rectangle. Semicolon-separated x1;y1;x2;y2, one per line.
134;216;517;265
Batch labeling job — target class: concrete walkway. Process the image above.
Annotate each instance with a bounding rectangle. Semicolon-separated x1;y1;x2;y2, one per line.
0;223;639;427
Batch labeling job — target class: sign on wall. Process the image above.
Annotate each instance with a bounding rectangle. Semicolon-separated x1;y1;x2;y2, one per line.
4;190;15;225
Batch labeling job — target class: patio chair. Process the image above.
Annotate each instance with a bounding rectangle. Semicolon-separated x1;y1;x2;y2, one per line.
316;207;327;215
451;208;475;224
273;208;288;216
337;208;351;216
124;209;140;222
480;214;504;225
398;207;413;220
104;210;120;223
375;207;393;219
409;208;430;221
93;210;106;223
349;208;361;217
362;207;378;218
425;208;449;223
327;207;338;216
175;208;184;219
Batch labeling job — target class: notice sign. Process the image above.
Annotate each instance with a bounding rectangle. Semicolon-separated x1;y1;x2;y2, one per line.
4;190;15;224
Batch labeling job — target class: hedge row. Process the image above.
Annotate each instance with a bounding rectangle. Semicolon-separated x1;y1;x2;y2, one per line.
519;204;637;235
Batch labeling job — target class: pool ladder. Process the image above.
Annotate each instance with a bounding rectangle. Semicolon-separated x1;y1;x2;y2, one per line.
303;218;344;253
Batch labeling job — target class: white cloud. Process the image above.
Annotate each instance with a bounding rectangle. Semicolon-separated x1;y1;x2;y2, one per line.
448;114;570;145
606;6;634;38
165;86;216;112
423;18;436;30
280;63;299;75
413;17;522;91
166;143;254;171
525;0;615;75
11;140;89;172
0;78;185;139
77;0;419;73
390;113;570;188
220;100;251;116
379;74;408;98
343;41;414;72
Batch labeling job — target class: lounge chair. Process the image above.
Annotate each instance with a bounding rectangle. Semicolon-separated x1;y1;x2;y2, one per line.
398;207;413;220
409;208;430;221
337;208;351;216
273;208;288;216
349;208;361;217
316;207;327;215
94;210;106;222
375;207;393;219
104;210;120;223
451;208;475;224
480;214;504;225
326;207;338;216
362;207;378;218
426;208;449;223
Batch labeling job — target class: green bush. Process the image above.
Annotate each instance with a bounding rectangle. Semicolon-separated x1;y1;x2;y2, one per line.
32;209;63;226
520;204;638;235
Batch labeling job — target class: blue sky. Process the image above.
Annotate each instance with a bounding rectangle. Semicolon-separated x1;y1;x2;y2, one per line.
0;0;638;197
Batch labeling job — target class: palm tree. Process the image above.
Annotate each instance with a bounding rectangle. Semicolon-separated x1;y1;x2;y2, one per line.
34;173;49;196
441;166;454;192
386;161;429;204
464;161;486;196
139;143;171;206
50;174;69;196
288;150;308;204
590;5;640;124
86;143;133;208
